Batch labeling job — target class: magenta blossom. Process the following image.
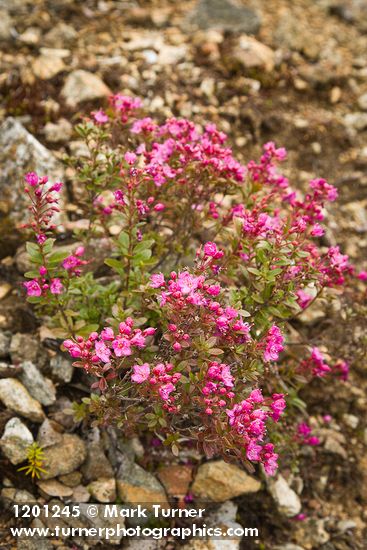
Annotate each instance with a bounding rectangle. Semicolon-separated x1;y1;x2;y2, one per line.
131;363;150;383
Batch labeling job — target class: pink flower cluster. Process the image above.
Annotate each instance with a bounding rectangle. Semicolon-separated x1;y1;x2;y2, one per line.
109;94;143;123
23;172;62;244
62;246;87;276
202;362;235;415
63;318;156;390
226;390;286;475
131;362;182;412
297;423;320;446
24;276;64;297
263;325;284;362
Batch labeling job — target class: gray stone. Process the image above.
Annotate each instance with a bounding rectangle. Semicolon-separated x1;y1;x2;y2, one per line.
81;428;114;482
117;459;168;505
37;418;63;448
0;417;34;464
44;118;73;143
40;434;86;479
19;361;56;407
0;378;45;422
337;519;357;532
189;0;261;34
268;475;301;517
10;333;38;364
32;54;65;80
49;354;73;383
61;70;111;107
0;331;10;358
0;117;64;228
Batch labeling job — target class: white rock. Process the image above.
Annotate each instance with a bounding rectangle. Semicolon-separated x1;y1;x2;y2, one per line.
232;35;275;72
19;361;56;406
357;93;367;111
61;70;111;107
0;417;34;464
88;478;116;503
0;378;45;422
268;475;301;517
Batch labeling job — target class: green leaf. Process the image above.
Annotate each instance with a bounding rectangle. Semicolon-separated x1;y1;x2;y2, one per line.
104;258;124;275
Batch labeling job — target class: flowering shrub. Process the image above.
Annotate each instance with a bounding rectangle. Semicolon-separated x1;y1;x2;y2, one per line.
21;95;353;475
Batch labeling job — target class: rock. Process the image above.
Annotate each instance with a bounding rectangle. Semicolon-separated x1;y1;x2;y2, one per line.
0;9;14;42
156;44;188;65
274;545;305;550
61;70;111;107
49;354;73;383
18;27;41;45
38;479;73;498
117;460;168;506
19;361;56;407
157;465;192;497
37;419;63;448
58;471;82;487
1;488;37;507
337;519;357;532
230;36;275;72
43;22;77;48
344;112;367;131
0;283;11;300
0;117;64;229
40;434;86;479
44;118;73;143
191;461;261;502
72;484;90;503
190;0;261;35
343;413;359;429
82;428;114;482
48;396;75;429
10;333;38;364
358;92;367;111
0;417;34;464
267;475;301;517
329;1;367;32
17;540;54;550
0;331;10;357
324;434;348;459
88;478;116;503
294;518;330;547
32;54;65;80
0;378;44;422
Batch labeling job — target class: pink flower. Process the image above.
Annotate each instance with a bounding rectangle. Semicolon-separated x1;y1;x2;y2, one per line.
296;289;313;309
131;363;150;383
154;203;165;212
124;152;137;165
25;172;39;186
150;273;165;288
112;336;132;357
101;327;114;341
159;382;175;401
358;270;367;281
95;341;111;363
24;279;42;297
50;278;64;295
92;109;109;124
203;242;224;259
